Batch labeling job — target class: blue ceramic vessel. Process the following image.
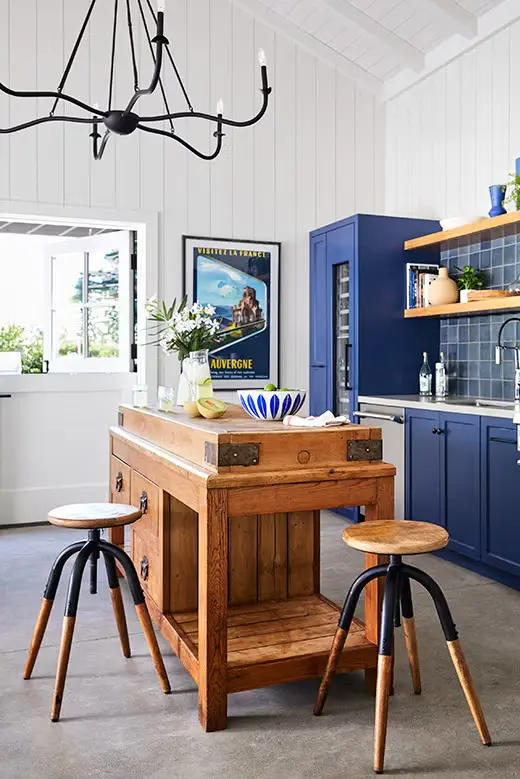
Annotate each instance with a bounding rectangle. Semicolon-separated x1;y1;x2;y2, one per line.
488;184;507;217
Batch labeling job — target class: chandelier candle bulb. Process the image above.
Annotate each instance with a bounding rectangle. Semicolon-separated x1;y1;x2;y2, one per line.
258;48;267;66
216;99;224;116
157;0;165;11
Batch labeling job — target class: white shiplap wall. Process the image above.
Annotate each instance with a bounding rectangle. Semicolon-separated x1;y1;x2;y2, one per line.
385;20;520;220
0;0;384;392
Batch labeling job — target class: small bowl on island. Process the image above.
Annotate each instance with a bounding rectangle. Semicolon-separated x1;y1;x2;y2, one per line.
238;386;306;421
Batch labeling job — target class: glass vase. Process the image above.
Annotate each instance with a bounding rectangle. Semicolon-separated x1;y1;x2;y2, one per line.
183;349;214;400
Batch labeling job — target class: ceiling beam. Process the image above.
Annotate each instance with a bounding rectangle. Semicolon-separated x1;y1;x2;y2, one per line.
232;0;382;94
315;0;425;72
384;0;520;100
422;0;478;39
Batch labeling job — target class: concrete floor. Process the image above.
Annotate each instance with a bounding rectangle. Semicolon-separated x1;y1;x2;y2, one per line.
1;514;520;779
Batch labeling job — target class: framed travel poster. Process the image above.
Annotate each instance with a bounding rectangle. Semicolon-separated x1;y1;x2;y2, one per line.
183;236;280;389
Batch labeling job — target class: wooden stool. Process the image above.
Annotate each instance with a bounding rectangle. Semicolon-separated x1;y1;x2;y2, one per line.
314;520;491;774
24;503;171;721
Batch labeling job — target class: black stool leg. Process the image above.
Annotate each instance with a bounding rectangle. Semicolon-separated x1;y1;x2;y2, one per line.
313;563;388;716
400;575;421;695
98;539;171;694
51;540;95;722
403;563;491;747
103;551;131;658
24;541;85;680
90;548;99;595
374;563;400;775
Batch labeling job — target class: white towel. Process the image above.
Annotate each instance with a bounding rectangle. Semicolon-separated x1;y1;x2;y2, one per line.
283;410;349;427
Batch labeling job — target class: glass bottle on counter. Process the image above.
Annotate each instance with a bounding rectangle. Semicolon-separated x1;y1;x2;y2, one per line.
419;352;432;397
435;352;448;399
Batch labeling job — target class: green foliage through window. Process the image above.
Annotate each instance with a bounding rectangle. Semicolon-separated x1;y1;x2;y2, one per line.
0;324;43;373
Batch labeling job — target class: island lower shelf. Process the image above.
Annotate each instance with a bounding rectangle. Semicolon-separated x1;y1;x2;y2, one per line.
147;593;377;694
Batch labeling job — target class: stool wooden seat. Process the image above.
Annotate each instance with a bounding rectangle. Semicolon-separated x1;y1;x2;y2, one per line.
48;502;142;529
343;520;449;555
314;519;491;774
24;502;171;722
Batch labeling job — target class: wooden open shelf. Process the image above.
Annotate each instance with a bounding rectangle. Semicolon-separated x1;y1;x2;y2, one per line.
404;211;520;250
159;594;376;694
405;296;520;318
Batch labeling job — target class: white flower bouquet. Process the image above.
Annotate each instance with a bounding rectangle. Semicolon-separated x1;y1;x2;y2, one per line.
145;295;220;361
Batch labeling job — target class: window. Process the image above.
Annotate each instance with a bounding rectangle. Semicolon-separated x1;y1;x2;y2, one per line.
45;231;134;373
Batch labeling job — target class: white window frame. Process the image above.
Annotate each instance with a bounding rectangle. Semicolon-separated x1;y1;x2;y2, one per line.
0;201;159;395
44;232;133;374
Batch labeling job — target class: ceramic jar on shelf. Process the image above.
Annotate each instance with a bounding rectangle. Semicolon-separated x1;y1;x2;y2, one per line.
428;267;459;306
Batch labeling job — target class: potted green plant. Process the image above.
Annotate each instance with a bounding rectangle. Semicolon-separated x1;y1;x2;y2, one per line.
505;173;520;211
455;265;484;303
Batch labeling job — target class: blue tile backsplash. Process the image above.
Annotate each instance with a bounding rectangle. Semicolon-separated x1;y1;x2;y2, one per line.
439;224;520;401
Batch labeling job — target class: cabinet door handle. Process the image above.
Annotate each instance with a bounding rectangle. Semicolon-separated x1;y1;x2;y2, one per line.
140;556;149;581
432;428;437;435
115;472;123;493
140;491;148;513
345;343;353;391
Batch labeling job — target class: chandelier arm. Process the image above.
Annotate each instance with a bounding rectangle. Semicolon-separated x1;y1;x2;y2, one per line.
49;0;100;116
143;0;194;112
91;127;112;161
135;0;174;134
137;123;224;161
108;0;120;111
0;115;97;134
138;66;270;128
124;8;166;115
0;81;109;118
125;0;140;91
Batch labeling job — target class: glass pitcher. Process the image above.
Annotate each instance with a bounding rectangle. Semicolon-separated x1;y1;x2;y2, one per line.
182;349;214;400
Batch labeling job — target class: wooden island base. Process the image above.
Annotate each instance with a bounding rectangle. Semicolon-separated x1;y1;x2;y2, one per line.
109;404;395;731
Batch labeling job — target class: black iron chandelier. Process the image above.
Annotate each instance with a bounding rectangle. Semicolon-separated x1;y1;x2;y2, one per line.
0;0;271;161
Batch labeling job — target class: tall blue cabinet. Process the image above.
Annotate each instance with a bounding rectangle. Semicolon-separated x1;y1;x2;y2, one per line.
309;214;441;418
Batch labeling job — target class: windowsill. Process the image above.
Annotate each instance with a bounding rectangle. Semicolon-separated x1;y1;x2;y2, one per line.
0;373;134;394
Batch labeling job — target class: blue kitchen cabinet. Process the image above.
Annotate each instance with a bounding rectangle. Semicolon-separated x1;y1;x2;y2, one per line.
480;417;520;576
309;214;440;418
405;408;441;529
309;233;328;408
405;409;480;560
441;412;481;560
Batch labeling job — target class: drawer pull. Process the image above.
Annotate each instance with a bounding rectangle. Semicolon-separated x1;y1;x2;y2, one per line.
140;491;148;513
140;556;149;581
115;472;123;492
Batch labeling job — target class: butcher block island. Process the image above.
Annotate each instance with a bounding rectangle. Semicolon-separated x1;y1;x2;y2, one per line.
109;404;395;731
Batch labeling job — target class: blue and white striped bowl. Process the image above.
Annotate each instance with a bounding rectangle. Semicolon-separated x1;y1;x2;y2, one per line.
237;389;307;421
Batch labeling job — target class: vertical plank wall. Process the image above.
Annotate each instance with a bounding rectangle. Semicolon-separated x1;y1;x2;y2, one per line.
0;0;383;392
385;20;520;219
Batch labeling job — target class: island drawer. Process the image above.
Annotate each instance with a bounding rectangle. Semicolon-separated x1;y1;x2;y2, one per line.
130;470;160;547
110;456;131;504
131;529;164;608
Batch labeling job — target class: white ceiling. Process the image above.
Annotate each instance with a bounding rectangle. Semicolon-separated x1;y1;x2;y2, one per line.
245;0;506;87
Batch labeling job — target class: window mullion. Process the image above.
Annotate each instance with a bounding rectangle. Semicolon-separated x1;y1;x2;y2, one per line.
82;251;89;358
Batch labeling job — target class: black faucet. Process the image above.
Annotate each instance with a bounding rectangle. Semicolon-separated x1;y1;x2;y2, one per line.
495;317;520;400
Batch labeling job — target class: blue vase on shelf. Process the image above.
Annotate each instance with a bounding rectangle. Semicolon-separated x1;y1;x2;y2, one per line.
488;184;507;217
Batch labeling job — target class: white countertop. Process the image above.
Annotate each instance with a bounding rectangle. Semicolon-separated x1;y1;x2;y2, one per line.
358;395;518;420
